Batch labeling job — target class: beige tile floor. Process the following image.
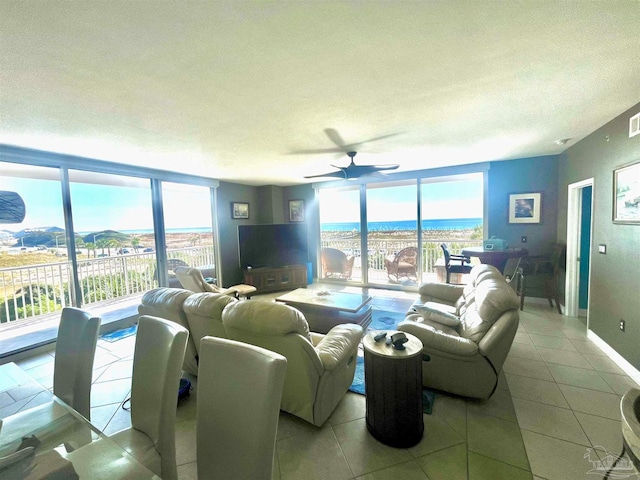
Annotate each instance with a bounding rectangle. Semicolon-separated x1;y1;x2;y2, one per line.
10;287;640;480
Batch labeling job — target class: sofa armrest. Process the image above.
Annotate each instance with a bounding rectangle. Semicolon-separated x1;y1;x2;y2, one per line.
315;324;363;371
309;332;324;347
417;282;464;304
398;320;479;357
477;311;519;368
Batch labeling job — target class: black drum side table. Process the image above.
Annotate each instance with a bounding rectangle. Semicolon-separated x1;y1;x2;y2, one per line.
362;330;424;448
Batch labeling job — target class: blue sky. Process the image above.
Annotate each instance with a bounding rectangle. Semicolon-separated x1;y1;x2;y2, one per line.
1;176;212;232
320;176;483;223
2;173;483;232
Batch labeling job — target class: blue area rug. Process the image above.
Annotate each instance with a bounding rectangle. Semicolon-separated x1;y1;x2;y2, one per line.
349;309;436;414
100;324;137;342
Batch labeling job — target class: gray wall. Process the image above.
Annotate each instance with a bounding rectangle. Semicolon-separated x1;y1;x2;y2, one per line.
558;103;640;370
216;182;317;285
216;181;260;286
487;156;560;255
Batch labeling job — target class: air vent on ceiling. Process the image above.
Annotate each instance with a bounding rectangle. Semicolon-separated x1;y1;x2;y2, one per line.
630;112;640;138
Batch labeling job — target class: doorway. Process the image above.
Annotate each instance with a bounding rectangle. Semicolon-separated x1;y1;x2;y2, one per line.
565;178;594;324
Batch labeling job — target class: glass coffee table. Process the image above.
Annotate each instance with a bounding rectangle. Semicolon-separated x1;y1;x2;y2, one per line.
275;288;373;333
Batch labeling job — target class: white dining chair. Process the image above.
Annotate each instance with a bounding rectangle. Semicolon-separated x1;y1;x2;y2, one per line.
197;336;287;480
110;315;189;480
53;307;101;420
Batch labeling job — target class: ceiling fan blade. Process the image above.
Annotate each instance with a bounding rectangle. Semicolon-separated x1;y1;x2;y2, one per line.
324;129;401;151
324;128;348;149
304;170;347;179
289;147;345;155
343;164;400;178
345;132;401;150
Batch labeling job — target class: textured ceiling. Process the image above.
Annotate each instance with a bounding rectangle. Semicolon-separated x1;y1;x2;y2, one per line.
1;1;639;186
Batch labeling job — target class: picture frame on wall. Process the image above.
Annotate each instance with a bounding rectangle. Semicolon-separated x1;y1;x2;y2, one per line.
613;160;640;224
508;192;542;224
289;199;305;222
231;202;249;219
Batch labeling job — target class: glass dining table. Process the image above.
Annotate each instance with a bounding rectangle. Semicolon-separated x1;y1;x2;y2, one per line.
0;362;159;479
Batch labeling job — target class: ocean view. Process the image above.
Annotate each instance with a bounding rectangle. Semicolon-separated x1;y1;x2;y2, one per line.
321;218;482;232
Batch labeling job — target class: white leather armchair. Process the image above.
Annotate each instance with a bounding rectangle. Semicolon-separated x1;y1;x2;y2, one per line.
182;292;237;358
222;301;363;427
138;287;196;376
399;264;520;400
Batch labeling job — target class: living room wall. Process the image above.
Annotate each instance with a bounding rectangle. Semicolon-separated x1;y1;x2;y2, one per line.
486;155;560;256
216;181;260;286
216;182;317;286
558;103;640;371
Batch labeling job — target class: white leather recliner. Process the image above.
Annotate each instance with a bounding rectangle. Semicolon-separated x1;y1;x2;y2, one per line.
399;264;520;400
182;292;237;359
138;287;196;376
222;301;363;427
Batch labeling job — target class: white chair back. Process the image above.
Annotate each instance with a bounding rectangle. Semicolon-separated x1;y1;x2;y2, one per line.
53;307;101;420
130;315;189;480
197;336;286;480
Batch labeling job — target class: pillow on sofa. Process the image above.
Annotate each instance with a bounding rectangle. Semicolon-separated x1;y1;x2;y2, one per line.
414;302;461;327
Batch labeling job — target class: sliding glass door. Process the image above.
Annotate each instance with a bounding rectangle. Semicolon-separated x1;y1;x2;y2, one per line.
366;180;418;286
421;173;484;283
315;170;484;288
318;186;361;282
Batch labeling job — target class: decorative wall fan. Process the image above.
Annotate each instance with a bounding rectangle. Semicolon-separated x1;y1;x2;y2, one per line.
299;128;400;179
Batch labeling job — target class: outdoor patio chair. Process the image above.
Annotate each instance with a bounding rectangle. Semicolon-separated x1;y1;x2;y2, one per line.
321;247;355;279
384;247;418;283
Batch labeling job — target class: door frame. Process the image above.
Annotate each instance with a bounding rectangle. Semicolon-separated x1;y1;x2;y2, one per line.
565;178;594;321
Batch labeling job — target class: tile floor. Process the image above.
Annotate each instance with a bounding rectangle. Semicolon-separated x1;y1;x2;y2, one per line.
7;286;640;480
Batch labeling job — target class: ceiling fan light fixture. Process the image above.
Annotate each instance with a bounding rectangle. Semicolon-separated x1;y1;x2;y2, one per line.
554;138;571;145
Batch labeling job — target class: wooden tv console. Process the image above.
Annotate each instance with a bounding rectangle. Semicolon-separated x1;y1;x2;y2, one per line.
243;264;307;293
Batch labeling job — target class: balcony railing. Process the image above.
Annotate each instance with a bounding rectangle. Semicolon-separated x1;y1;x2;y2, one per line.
321;237;482;283
0;246;215;324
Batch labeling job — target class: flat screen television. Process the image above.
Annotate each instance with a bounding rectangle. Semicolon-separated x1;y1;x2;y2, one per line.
238;224;309;269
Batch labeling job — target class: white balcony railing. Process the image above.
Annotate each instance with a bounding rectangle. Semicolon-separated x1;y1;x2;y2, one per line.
320;237;482;282
0;246;215;324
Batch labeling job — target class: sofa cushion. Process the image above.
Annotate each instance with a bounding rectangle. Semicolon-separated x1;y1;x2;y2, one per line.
414;302;461;327
403;312;460;337
458;278;519;342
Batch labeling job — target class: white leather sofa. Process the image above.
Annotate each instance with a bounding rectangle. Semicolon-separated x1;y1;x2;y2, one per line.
398;264;520;400
222;301;363;426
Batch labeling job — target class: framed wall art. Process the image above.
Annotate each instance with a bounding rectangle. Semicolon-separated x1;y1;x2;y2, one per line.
613;160;640;224
289;199;305;222
508;192;541;224
231;202;249;219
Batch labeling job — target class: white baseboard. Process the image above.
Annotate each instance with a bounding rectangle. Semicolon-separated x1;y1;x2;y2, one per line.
587;330;640;387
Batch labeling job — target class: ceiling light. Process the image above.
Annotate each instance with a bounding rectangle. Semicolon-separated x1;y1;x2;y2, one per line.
554;138;571;145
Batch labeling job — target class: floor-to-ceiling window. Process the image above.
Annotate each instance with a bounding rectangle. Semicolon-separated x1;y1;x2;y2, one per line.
161;182;216;287
318;185;361;282
366;180;418;286
0;163;66;323
316;169;485;288
68;170;155;305
0;146;219;354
